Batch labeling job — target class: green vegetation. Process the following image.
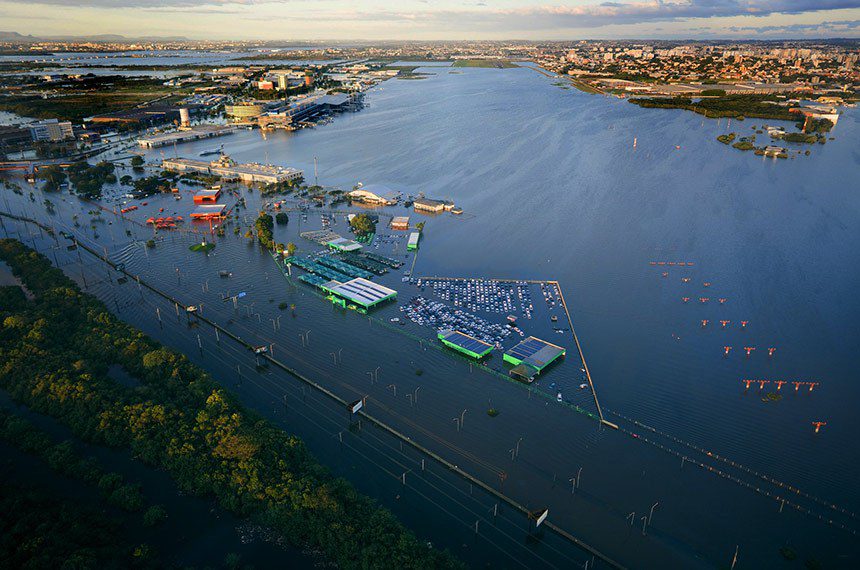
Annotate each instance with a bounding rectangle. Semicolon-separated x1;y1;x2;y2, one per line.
0;482;146;568
131;155;145;171
630;94;797;121
143;505;168;527
189;242;215;253
349;213;375;237
700;89;727;97
452;59;517;69
0;238;462;569
254;212;275;250
275;212;289;225
132;176;170;197
717;133;736;145
0;76;184;122
67;161;116;199
732;141;755;151
36;164;66;192
804;118;834;134
778;132;825;144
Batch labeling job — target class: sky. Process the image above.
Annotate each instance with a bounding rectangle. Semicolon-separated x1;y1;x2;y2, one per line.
1;0;859;41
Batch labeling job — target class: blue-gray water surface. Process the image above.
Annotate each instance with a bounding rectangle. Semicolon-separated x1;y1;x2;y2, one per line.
2;64;858;568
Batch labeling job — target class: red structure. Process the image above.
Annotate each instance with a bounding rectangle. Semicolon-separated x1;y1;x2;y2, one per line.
190;204;227;220
812;421;826;434
193;188;221;204
724;346;732;356
744;346;756;356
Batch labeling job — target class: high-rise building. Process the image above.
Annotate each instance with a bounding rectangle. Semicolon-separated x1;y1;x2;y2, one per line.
277;74;289;90
179;108;191;127
29;119;74;142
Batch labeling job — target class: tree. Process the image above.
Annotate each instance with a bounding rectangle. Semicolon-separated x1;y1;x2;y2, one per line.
37;165;66;192
275;212;289;225
349;213;375;236
130;156;145;171
254;213;275;250
286;242;297;257
142;505;167;527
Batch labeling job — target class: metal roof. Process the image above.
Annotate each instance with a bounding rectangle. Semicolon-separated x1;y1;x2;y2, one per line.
323;278;396;307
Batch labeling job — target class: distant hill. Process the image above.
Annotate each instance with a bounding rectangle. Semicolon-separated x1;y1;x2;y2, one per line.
0;31;38;43
0;31;190;43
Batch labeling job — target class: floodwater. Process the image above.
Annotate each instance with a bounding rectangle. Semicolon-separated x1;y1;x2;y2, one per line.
2;64;859;569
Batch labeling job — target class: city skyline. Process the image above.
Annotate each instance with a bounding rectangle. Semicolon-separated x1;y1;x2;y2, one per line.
1;0;859;41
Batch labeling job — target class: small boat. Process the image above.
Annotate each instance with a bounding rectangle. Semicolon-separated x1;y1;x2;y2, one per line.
557;392;563;402
146;217;155;224
579;383;588;390
390;317;400;323
253;346;269;355
219;270;232;278
185;305;198;313
550;315;558;322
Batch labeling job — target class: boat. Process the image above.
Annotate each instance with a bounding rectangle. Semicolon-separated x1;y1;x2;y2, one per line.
390;317;400;323
185;305;198;313
219;270;232;278
253;346;269;355
199;146;223;157
557;392;563;402
579;383;588;390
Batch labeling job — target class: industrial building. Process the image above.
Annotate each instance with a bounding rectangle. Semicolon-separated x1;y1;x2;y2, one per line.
407;232;420;250
327;237;363;252
225;103;267;123
193;187;221;204
391;216;410;230
137;125;235;149
87;105;181;126
413;197;454;213
29;119;74;142
348;184;400;206
163;155;303;185
504;337;566;379
438;329;493;359
321;278;397;311
190;204;227;220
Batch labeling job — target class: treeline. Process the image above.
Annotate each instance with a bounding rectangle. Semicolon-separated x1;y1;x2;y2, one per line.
36;161;117;198
0;481;152;568
0;409;145;513
629;94;798;121
0;238;462;569
254;212;275;250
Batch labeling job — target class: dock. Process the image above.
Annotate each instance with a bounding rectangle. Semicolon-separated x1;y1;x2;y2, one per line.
137;125;236;148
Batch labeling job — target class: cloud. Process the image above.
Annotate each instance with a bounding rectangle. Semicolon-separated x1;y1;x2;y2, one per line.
4;0;860;36
323;1;860;31
726;18;860;33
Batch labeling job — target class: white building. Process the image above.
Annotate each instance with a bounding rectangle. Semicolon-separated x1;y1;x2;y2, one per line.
348;184;400;205
30;119;74;142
